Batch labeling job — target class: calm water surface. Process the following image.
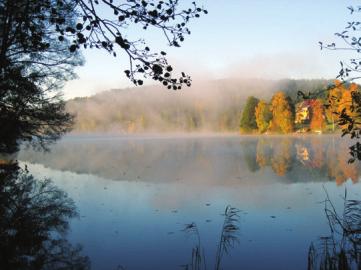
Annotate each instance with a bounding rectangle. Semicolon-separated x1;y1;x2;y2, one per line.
18;135;361;270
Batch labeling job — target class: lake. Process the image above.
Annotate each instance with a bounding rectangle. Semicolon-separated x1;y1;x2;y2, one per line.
16;135;361;270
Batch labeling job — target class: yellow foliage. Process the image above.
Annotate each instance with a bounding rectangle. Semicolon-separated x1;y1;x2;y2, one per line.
255;100;272;133
269;92;294;133
271;138;292;176
327;80;360;130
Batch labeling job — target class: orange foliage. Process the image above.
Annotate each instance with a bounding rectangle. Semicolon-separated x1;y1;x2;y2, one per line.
310;138;324;168
327;80;359;130
310;99;326;131
326;141;360;185
254;137;360;185
269;92;294;133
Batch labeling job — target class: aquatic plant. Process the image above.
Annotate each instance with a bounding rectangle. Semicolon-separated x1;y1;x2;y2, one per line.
308;188;361;270
182;205;240;270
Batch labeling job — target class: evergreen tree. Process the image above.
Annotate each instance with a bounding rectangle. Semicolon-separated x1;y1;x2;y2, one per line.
240;96;259;132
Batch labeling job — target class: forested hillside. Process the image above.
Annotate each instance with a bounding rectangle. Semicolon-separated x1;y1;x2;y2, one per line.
66;79;330;133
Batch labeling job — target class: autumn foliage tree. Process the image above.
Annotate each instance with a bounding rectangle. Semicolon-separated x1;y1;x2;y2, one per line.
325;80;360;132
255;100;272;133
310;99;326;131
269;92;294;133
321;5;361;161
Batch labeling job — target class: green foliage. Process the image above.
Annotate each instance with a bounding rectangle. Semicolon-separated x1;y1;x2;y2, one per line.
277;79;331;101
255;100;272;133
240;96;259;132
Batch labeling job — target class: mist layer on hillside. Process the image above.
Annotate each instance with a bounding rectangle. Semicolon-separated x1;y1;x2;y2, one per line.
66;78;331;133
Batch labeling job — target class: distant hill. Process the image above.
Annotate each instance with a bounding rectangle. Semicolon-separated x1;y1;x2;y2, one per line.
66;78;331;133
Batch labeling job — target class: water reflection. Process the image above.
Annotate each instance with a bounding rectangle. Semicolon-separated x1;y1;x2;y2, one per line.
18;135;361;185
308;190;361;270
14;135;361;269
255;137;361;185
0;162;90;270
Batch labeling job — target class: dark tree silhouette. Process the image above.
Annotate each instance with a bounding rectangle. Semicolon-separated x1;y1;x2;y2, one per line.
0;0;207;153
320;5;361;82
0;163;90;269
0;0;82;152
316;5;361;162
66;0;207;89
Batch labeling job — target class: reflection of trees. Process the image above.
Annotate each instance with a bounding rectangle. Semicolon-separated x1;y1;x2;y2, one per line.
271;138;293;176
310;138;325;169
308;190;361;270
241;142;260;172
327;141;360;186
256;137;294;176
20;136;361;185
256;138;272;168
0;163;90;270
255;137;360;184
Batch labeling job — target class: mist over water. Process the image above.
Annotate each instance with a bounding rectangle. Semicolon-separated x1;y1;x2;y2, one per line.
17;135;361;269
18;134;359;186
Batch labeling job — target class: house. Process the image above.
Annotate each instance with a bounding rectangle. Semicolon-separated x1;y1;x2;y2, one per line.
295;99;317;124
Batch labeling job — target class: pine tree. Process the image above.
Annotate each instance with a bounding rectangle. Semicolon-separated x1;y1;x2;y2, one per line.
240;96;259;133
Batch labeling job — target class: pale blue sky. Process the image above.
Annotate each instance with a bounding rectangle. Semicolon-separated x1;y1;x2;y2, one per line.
63;0;360;98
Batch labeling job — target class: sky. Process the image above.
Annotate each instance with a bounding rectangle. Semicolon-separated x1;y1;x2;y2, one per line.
63;0;360;99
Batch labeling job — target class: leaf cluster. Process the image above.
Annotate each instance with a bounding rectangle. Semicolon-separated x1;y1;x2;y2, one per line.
55;0;207;89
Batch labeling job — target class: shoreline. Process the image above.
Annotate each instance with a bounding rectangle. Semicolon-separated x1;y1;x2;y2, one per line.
63;132;344;140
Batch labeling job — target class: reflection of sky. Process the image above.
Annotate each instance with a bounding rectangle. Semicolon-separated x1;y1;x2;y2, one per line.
21;135;361;269
63;0;361;98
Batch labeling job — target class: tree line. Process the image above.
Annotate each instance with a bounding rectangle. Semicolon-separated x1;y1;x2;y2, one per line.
240;80;360;134
67;79;332;133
